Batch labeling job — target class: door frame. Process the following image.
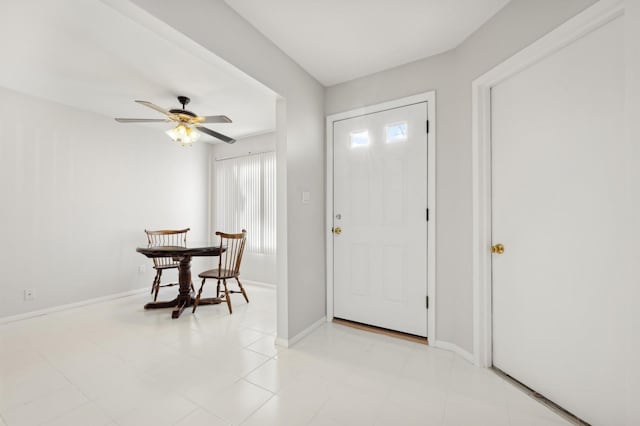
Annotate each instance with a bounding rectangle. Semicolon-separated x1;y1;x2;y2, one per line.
325;92;437;340
471;0;624;367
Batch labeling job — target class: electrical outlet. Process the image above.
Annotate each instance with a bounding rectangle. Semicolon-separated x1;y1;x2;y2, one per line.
138;265;147;274
24;289;35;301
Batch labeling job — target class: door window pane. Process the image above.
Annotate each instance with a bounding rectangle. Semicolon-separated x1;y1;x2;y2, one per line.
350;130;370;148
385;122;408;143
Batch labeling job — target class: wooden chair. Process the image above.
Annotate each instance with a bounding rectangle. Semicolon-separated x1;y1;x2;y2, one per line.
144;228;190;301
193;230;248;314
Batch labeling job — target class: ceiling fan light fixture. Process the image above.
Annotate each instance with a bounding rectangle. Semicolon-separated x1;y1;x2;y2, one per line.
166;123;200;146
116;97;234;144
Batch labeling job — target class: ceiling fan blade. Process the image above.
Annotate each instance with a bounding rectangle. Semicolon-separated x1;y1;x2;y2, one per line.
200;115;232;124
196;126;236;144
135;100;179;120
115;118;171;123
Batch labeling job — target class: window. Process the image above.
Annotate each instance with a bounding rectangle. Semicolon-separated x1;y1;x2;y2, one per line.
385;122;408;143
350;130;370;147
214;152;276;255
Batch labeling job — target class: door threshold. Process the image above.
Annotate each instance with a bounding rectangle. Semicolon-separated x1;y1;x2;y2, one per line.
332;318;428;345
492;367;590;426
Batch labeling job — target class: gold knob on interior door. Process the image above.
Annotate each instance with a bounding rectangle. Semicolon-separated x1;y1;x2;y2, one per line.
333;227;342;235
491;243;505;254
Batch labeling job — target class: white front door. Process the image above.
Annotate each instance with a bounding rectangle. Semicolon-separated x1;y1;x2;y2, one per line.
491;16;627;425
333;102;428;337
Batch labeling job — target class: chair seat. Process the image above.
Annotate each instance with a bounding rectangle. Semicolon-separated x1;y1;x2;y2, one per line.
198;268;238;279
154;264;179;270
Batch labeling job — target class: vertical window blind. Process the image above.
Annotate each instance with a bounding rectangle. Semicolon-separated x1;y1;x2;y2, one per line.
214;151;276;255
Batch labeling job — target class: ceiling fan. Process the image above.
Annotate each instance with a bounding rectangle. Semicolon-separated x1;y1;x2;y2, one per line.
115;96;236;145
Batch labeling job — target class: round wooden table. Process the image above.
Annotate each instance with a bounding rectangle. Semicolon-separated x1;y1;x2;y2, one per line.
136;244;224;318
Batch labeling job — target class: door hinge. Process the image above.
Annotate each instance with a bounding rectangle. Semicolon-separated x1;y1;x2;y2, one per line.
426;296;429;309
426;208;429;222
426;120;430;134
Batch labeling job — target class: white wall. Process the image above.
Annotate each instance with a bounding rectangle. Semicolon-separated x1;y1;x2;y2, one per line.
0;86;210;317
325;0;598;353
625;0;640;423
209;133;278;285
130;0;326;340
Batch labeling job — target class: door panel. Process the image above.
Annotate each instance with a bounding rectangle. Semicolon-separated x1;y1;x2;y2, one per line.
333;102;428;337
492;16;626;425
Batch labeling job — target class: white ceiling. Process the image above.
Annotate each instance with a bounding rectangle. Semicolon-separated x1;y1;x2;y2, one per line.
0;0;278;142
225;0;511;86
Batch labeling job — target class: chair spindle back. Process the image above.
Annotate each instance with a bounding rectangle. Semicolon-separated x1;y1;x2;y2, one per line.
216;229;247;276
145;228;190;269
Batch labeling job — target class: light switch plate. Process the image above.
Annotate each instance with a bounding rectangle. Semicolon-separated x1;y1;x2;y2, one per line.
302;191;310;204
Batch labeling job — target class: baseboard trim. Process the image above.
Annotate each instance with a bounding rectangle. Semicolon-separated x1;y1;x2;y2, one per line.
0;288;148;325
275;316;326;348
432;340;476;364
242;279;276;289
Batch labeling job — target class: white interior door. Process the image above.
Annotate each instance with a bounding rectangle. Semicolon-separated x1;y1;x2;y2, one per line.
492;16;627;425
333;102;428;337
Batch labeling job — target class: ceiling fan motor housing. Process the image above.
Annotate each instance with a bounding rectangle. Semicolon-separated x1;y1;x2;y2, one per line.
171;96;195;117
169;108;196;117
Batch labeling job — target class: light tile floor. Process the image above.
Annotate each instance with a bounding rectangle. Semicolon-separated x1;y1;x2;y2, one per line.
0;285;573;426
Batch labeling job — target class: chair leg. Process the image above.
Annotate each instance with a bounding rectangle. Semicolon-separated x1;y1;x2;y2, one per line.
192;278;206;313
151;269;161;294
190;281;195;292
216;280;221;298
153;269;163;302
235;277;249;303
222;279;232;314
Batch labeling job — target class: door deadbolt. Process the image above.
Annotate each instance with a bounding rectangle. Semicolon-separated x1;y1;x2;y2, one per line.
491;243;505;254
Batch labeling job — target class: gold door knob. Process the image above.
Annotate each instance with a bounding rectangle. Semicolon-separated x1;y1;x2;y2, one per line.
333;227;342;235
491;243;505;254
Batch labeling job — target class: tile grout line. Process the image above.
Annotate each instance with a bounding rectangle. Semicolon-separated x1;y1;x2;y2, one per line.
169;405;200;426
237;391;276;426
303;393;333;426
19;342;115;426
